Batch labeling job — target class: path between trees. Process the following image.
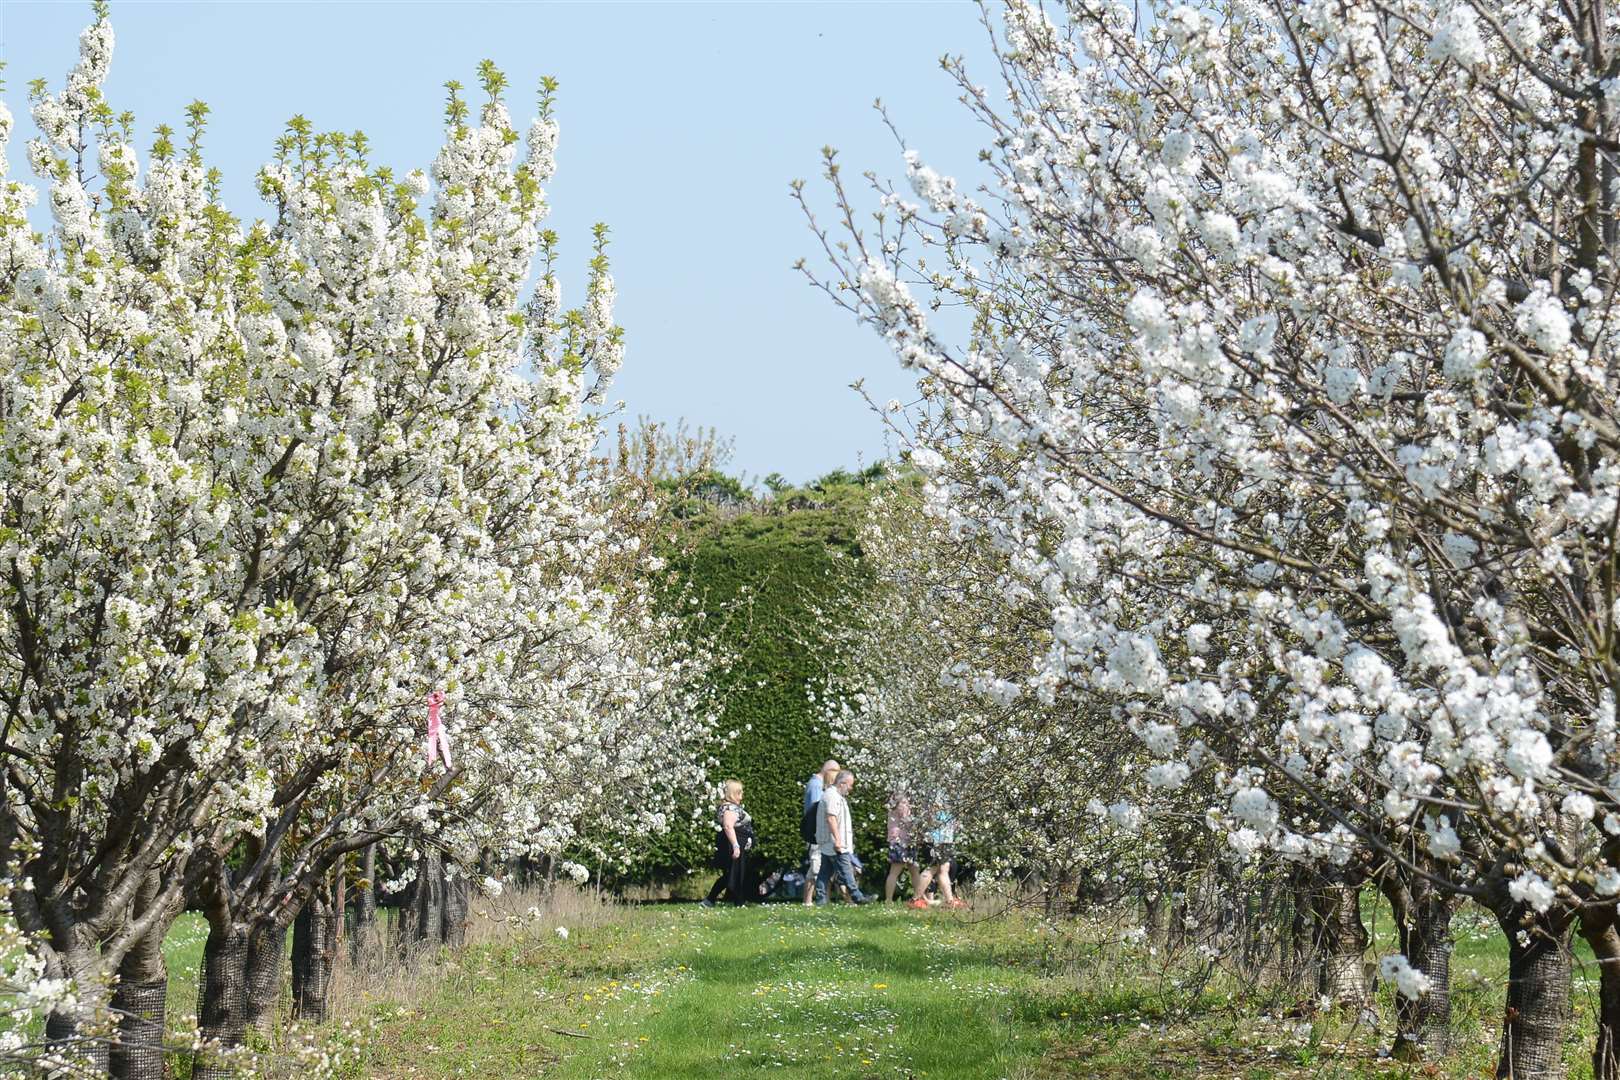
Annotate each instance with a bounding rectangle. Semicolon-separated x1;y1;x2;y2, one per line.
358;904;1044;1078
348;903;1465;1080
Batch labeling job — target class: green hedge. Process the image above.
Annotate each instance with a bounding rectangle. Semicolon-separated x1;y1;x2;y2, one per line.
607;477;888;888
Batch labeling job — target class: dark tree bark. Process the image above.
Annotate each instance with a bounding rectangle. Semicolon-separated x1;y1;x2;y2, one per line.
1167;894;1189;954
351;842;379;960
243;920;285;1037
1405;884;1458;1057
1494;905;1573;1080
441;866;470;948
334;860;346;955
1581;905;1620;1080
1243;879;1283;980
186;773;428;1073
1381;870;1459;1060
1287;874;1314;990
1143;889;1166;949
110;871;179;1080
1310;870;1370;1008
109;973;167;1080
398;848;444;953
193;923;250;1080
356;843;378;929
292;888;338;1023
193;848;291;1078
43;1006;110;1073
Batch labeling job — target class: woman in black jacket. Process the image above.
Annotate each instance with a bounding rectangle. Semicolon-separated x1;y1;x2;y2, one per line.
701;779;756;906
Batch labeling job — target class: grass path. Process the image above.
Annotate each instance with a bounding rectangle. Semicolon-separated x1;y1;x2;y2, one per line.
148;896;1595;1078
356;903;1055;1079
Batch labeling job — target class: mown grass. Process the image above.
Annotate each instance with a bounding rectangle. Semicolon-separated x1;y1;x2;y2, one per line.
338;894;1620;1080
349;903;1058;1079
74;888;1620;1077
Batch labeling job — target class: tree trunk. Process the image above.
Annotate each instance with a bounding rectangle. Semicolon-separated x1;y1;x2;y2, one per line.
1287;875;1314;990
193;923;251;1080
1403;885;1458;1059
110;938;169;1079
352;843;378;961
1311;874;1369;1008
1168;894;1188;953
399;848;444;953
110;874;175;1080
109;973;167;1080
44;1001;111;1073
1144;890;1166;949
292;890;338;1023
1244;880;1281;980
1219;870;1244;962
355;843;378;929
1381;871;1458;1061
1581;906;1620;1080
1495;907;1572;1080
243;919;284;1037
441;865;469;948
334;863;346;954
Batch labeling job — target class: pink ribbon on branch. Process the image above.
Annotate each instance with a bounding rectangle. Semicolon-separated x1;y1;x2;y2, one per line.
424;689;452;770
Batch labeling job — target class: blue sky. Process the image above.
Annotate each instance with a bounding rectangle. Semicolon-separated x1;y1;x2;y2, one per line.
1;1;997;484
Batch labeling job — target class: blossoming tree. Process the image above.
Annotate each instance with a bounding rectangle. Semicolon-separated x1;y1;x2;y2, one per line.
0;9;714;1077
806;0;1620;1075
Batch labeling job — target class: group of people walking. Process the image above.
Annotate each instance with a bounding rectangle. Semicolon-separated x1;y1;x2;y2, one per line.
702;759;964;909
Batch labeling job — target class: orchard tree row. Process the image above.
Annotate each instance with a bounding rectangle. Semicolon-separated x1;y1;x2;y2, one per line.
0;7;717;1077
808;1;1620;1077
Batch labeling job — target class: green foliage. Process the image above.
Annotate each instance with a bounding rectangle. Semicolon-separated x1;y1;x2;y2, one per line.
616;468;888;885
658;468;752;518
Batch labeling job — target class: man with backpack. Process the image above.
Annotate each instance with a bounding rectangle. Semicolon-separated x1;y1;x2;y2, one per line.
800;759;840;906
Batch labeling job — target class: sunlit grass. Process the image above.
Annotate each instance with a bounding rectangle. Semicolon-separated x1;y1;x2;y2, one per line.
340;897;1532;1080
37;888;1619;1078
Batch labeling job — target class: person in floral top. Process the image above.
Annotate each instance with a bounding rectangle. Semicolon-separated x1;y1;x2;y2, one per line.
885;787;922;903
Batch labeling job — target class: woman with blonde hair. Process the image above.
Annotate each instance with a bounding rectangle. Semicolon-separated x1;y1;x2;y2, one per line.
702;779;756;907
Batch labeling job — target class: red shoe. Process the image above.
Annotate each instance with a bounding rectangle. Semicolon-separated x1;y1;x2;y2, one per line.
908;898;929;910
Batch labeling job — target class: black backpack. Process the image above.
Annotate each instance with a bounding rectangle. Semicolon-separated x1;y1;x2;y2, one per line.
800;799;821;843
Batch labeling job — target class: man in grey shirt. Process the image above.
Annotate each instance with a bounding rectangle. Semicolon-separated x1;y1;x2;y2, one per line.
814;770;870;905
